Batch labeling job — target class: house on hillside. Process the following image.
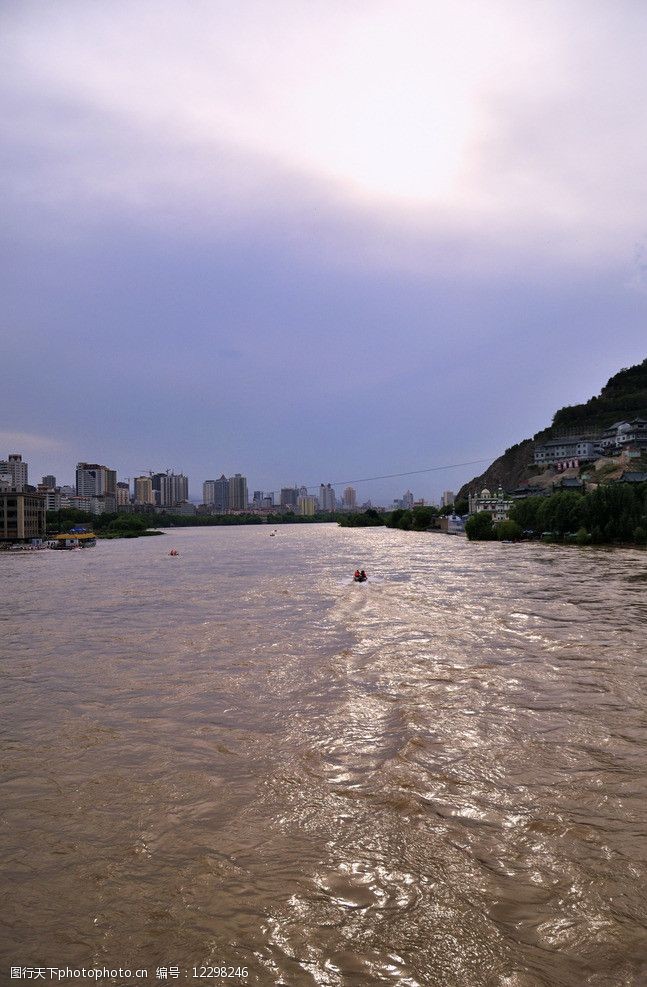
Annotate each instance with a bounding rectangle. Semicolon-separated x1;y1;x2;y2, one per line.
533;437;600;467
599;419;647;454
618;471;647;484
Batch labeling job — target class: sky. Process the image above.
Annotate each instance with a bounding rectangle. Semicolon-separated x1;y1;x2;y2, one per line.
2;0;647;505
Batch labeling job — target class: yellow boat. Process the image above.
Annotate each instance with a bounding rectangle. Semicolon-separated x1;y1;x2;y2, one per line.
51;532;97;549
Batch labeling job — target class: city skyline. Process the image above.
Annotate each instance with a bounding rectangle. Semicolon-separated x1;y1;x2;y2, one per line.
8;451;452;509
3;2;647;504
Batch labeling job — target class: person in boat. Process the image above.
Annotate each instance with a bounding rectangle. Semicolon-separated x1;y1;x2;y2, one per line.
354;569;361;579
360;569;367;580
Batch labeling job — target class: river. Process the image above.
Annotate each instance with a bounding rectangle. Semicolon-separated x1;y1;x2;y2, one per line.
2;525;647;986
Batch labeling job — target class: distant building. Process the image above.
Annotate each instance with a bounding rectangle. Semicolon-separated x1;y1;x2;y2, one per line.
76;463;117;498
600;419;647;454
0;453;29;492
534;438;599;466
228;473;248;511
134;476;155;505
319;483;336;512
0;490;46;542
89;495;116;515
446;513;465;534
39;487;62;511
468;487;513;522
203;480;218;506
441;490;455;507
64;495;93;512
280;487;299;509
173;501;197;515
151;471;189;508
297;495;317;516
116;481;130;506
402;490;414;510
42;474;56;489
343;486;357;509
213;475;230;512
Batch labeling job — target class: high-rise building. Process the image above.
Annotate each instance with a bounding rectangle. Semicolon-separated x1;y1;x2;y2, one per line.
280;487;299;509
203;480;217;506
0;453;29;491
116;481;130;506
298;495;317;516
151;473;170;506
76;463;116;498
172;473;189;505
319;483;336;512
42;474;56;489
402;490;414;510
442;490;455;507
213;475;229;512
151;471;189;507
228;473;248;511
134;476;155;505
252;490;264;509
342;486;357;509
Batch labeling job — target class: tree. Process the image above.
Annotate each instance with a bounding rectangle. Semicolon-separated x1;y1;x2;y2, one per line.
465;511;494;540
509;496;542;532
495;520;522;540
411;506;434;530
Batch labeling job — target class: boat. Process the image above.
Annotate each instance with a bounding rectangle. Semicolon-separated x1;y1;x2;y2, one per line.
50;532;97;549
353;574;367;583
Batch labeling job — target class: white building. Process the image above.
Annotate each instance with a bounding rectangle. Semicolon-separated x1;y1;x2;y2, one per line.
203;480;218;506
534;438;599;466
441;490;455;507
600;418;647;453
402;490;414;510
76;462;117;498
468;487;513;522
0;453;28;491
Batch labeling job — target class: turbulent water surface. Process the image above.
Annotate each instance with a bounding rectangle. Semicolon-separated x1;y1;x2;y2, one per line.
2;525;647;986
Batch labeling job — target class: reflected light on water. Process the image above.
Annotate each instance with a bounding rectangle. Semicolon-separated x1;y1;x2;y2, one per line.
2;526;647;985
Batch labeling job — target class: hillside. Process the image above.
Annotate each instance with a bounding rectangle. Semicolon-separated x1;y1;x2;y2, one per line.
457;357;647;500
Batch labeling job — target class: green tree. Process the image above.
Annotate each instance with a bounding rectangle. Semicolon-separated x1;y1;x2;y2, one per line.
495;519;522;540
465;511;494;541
411;506;434;530
574;527;592;545
509;496;542;532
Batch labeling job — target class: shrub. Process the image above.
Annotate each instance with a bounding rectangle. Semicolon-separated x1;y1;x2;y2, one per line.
495;520;522;541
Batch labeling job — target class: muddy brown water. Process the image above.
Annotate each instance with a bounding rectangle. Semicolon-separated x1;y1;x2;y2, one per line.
2;525;647;986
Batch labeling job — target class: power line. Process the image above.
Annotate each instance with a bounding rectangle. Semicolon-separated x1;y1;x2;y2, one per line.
302;457;494;491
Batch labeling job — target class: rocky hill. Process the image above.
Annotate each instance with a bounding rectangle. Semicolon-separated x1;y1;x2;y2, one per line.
457;357;647;500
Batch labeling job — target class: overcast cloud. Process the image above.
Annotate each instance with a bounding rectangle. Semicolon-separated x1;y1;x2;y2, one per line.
2;0;647;502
